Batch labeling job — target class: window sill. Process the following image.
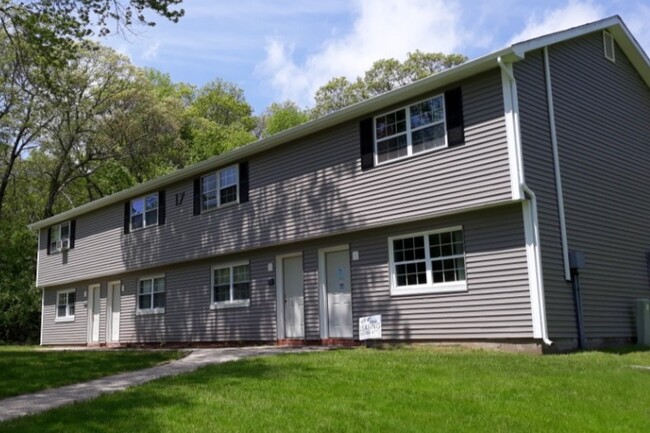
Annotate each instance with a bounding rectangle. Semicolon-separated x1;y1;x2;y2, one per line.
136;308;165;315
55;316;75;323
390;282;467;296
210;299;250;310
201;199;240;215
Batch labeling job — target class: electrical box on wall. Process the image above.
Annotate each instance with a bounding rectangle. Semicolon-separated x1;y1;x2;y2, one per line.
568;250;586;270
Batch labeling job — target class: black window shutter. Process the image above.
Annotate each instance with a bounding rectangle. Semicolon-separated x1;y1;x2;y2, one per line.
158;190;166;225
445;87;465;147
123;202;130;234
239;162;249;203
193;178;201;216
359;118;374;170
69;220;76;249
46;228;52;255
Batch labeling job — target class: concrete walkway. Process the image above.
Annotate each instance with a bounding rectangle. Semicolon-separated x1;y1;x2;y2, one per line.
0;346;331;423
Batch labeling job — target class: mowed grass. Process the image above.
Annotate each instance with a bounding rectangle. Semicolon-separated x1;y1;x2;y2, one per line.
0;346;183;399
2;347;650;432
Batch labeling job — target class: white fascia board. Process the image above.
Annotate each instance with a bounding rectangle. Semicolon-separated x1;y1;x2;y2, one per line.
28;48;513;231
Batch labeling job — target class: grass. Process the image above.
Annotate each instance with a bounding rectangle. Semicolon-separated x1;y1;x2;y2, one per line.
0;346;183;399
1;346;649;432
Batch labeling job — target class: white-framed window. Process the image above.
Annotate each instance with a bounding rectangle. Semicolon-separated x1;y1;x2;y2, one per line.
130;193;159;231
211;261;251;309
201;165;238;212
374;94;447;165
388;227;467;295
55;289;76;322
49;221;71;253
137;275;165;314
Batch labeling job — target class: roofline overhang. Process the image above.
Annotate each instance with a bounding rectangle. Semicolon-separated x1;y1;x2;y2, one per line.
28;15;649;231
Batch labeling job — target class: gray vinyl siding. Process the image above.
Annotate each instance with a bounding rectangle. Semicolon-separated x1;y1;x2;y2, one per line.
517;32;650;342
37;69;511;288
41;287;87;345
351;204;532;339
40;204;532;345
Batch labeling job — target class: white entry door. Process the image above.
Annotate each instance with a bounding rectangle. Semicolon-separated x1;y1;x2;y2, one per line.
107;281;121;343
87;284;101;343
279;255;304;339
324;249;352;338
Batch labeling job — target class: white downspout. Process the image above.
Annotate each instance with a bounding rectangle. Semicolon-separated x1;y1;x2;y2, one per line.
543;47;571;282
498;56;553;346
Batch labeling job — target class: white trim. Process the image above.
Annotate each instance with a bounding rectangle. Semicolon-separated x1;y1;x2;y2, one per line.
210;299;250;310
37;198;519;288
137;274;166;315
39;287;44;345
543;47;571;282
210;260;251;308
36;229;41;287
373;94;448;166
498;59;524;201
318;245;350;339
54;288;76;322
388;226;467;296
106;280;121;343
275;252;303;340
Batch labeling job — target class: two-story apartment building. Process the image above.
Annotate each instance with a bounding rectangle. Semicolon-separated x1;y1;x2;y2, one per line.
29;16;650;351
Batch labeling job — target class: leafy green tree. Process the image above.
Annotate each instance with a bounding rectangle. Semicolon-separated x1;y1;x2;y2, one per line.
312;51;467;117
185;79;256;162
257;101;310;138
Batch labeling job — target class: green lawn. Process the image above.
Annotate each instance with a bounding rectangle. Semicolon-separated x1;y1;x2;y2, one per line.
0;346;183;399
2;346;649;432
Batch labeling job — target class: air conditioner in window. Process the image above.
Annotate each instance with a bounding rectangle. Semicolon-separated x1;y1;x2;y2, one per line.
60;239;70;251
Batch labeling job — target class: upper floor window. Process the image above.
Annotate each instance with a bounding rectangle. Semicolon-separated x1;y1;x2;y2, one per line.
56;289;75;322
201;165;238;212
131;193;158;231
137;275;165;314
375;95;446;164
389;227;467;295
49;221;71;253
211;261;250;309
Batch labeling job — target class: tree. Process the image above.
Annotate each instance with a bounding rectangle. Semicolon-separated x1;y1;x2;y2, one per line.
185;79;256;162
257;101;309;138
312;51;467;117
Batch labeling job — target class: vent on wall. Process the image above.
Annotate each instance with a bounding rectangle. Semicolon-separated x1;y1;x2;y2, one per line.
603;31;615;62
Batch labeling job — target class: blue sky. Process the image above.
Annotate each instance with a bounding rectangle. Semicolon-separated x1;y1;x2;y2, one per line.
104;0;650;114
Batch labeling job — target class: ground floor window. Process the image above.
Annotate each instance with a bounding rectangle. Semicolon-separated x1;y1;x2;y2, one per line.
389;227;467;295
137;275;165;314
56;289;76;321
211;262;251;309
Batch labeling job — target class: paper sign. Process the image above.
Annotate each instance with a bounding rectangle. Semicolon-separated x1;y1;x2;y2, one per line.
359;314;382;340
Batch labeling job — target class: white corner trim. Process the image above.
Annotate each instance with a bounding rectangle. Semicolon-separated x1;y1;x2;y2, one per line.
498;58;524;201
39;287;44;345
543;47;571;282
521;190;551;345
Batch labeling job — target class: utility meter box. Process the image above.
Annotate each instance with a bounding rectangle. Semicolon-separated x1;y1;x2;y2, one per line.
636;299;650;346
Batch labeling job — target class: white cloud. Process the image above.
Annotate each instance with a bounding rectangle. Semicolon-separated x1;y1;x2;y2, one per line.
257;0;465;107
508;0;605;45
142;41;161;61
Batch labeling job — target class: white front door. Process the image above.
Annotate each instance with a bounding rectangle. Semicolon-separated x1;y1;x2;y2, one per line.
107;281;121;342
325;249;353;338
88;284;101;343
279;254;304;339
